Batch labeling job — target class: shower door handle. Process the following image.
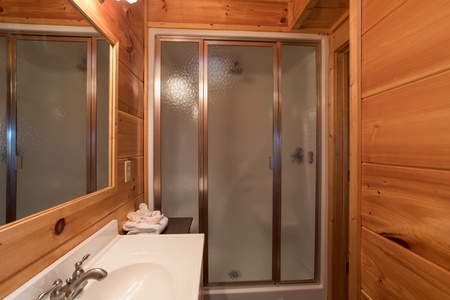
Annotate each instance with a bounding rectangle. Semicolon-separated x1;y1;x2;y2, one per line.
16;155;23;170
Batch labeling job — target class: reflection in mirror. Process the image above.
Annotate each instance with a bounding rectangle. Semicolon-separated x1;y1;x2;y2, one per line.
0;1;112;226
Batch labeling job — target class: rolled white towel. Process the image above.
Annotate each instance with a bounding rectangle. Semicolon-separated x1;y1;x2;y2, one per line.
123;220;137;232
127;211;142;222
125;216;169;235
138;203;151;217
138;213;164;225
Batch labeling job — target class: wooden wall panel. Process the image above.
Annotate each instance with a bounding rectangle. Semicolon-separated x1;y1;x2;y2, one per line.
148;0;289;29
361;0;407;35
0;0;147;297
361;0;450;98
0;0;88;25
361;228;450;300
362;163;450;271
359;0;450;298
118;111;144;158
361;70;450;169
119;61;144;118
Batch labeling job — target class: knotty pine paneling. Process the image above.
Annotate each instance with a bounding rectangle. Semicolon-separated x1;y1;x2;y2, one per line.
361;228;450;300
101;0;145;45
0;0;88;25
361;0;450;98
361;70;450;169
362;163;450;272
148;0;289;29
118;111;144;158
360;0;450;298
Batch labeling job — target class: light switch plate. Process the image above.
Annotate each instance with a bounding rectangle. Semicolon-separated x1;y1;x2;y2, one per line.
125;160;131;182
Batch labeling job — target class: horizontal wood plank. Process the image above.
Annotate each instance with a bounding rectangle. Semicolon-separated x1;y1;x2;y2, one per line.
148;0;289;28
329;16;349;51
361;0;407;35
288;0;318;30
361;70;450;169
361;0;450;97
118;61;144;118
118;111;144;158
362;163;450;272
102;0;145;45
361;227;450;300
0;0;86;23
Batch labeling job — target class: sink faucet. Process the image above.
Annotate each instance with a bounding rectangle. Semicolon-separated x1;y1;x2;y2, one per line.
36;254;107;300
57;267;107;300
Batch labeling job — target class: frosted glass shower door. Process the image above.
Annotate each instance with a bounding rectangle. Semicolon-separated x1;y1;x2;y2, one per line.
15;39;88;219
280;44;318;281
207;43;274;283
159;40;200;232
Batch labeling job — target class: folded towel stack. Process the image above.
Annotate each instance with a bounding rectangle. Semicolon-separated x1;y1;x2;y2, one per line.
123;203;169;235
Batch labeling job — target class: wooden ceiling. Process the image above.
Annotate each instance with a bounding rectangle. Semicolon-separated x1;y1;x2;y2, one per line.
148;0;349;33
0;0;349;34
0;0;88;26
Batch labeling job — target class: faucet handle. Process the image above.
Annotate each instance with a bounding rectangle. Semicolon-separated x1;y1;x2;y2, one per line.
75;254;90;269
36;279;62;300
68;254;90;283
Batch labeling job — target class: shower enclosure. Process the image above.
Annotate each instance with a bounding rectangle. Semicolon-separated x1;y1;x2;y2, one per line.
154;36;321;287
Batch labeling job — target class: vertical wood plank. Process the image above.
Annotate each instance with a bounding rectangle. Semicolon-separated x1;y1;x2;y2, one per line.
348;0;361;299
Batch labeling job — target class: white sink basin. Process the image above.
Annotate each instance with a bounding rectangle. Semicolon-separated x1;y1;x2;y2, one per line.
81;260;179;299
5;220;204;300
79;234;204;300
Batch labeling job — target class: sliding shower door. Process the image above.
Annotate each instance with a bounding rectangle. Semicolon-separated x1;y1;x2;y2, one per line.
206;43;275;283
280;44;319;281
155;37;321;286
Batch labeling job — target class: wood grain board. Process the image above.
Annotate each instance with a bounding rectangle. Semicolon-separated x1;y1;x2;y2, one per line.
360;0;450;298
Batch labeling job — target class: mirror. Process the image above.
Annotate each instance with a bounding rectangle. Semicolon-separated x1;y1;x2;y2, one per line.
0;0;113;226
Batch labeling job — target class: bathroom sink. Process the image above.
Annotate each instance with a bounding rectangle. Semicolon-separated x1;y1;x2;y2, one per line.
79;231;203;300
79;252;181;300
79;231;204;300
80;262;179;299
5;220;204;300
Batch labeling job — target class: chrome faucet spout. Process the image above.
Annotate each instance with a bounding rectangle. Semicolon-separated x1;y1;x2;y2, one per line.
37;254;108;300
61;268;107;300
